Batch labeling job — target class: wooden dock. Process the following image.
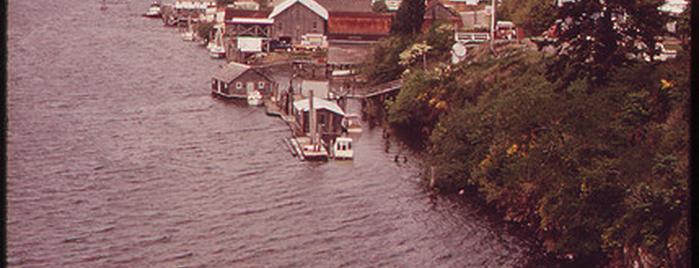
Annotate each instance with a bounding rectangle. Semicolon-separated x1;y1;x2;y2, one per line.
345;79;403;99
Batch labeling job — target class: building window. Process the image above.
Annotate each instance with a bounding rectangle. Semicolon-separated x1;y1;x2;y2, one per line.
258;81;265;89
278;23;282;31
313;21;317;29
319;114;326;126
236;82;242;89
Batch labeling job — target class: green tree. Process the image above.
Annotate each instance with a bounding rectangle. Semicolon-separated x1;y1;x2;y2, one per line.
390;0;425;35
197;21;215;43
363;35;411;84
372;0;389;13
499;0;556;36
675;4;691;49
546;0;669;86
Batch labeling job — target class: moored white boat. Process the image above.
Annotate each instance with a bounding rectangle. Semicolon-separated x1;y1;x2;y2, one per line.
341;113;362;133
209;46;225;58
247;90;263;106
208;26;226;59
182;16;195;41
143;1;161;17
331;137;354;160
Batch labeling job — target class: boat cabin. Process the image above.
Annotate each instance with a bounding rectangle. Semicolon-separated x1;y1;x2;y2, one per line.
211;62;273;98
331;137;353;159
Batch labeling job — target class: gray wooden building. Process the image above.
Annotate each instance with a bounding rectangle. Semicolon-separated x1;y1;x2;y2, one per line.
211;62;274;99
269;0;329;44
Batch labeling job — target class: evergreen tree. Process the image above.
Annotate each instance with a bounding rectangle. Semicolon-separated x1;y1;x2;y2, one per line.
546;0;669;86
390;0;425;35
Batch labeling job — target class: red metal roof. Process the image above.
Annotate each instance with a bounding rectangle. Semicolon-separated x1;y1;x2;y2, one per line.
327;12;393;36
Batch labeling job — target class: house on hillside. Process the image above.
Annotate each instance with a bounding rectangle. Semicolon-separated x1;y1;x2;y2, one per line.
269;0;329;44
370;0;402;11
444;0;479;12
211;62;274;99
423;0;463;30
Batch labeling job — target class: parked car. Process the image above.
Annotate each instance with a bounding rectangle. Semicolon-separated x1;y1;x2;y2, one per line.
270;39;292;51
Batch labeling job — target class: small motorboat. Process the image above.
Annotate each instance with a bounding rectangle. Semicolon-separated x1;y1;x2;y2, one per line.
182;16;195;41
341;113;362;133
143;1;161;18
209;45;225;58
247;90;263;106
208;26;226;59
331;137;354;160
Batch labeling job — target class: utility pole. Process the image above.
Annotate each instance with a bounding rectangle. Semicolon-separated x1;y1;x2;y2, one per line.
490;0;496;52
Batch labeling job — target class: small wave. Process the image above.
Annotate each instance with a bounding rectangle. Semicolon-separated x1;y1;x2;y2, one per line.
62;236;87;243
93;225;116;234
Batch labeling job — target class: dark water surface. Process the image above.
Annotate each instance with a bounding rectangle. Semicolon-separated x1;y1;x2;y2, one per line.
7;1;536;267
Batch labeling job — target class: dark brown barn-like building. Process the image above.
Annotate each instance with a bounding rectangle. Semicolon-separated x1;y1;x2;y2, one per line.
422;0;463;31
211;62;274;99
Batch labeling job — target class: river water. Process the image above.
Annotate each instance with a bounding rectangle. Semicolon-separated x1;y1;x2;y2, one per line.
7;1;539;267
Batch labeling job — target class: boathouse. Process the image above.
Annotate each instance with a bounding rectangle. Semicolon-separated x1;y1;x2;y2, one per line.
293;97;345;136
269;0;328;44
211;62;273;98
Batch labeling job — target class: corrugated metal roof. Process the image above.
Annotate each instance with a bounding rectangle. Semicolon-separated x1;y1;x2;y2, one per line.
270;0;329;20
212;62;252;83
293;97;345;116
328;11;392;36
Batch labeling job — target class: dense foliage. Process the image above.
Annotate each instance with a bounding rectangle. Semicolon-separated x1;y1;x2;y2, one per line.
383;45;689;266
364;1;689;266
546;0;669;86
675;4;691;49
196;21;215;43
498;0;556;36
362;35;412;85
390;0;425;35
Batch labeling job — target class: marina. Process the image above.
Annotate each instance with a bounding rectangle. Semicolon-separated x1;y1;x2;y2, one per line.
4;0;575;266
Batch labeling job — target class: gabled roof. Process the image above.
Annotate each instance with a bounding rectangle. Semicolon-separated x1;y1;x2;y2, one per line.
212;62;253;83
315;0;371;12
269;0;329;20
293;97;345;116
425;0;460;19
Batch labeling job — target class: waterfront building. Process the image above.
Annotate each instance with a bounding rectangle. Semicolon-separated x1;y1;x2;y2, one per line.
269;0;329;44
292;97;345;137
211;62;274;99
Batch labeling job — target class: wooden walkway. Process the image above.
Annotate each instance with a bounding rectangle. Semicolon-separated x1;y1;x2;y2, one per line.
345;79;403;99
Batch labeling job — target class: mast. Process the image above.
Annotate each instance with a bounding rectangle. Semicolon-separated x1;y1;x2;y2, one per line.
309;90;317;146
